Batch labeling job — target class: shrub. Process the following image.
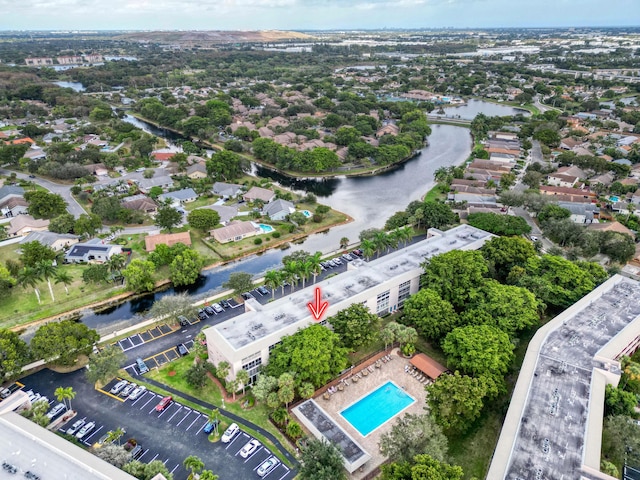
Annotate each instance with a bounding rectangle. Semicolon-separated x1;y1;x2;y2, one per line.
254;238;263;245
272;231;281;238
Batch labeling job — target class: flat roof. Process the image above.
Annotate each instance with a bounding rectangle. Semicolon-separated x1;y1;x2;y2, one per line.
211;225;494;351
490;275;640;480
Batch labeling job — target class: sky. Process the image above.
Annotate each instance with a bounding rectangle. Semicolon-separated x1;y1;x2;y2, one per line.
0;0;638;31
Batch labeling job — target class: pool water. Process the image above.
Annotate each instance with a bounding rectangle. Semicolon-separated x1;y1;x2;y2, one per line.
301;210;312;218
609;196;620;203
258;224;274;233
340;381;415;436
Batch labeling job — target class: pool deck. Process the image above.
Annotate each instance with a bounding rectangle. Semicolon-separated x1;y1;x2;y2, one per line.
295;348;429;479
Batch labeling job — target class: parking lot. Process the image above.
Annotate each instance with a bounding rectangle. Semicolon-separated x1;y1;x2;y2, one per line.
14;369;293;480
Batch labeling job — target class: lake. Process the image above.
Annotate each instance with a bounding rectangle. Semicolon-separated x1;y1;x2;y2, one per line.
432;98;529;120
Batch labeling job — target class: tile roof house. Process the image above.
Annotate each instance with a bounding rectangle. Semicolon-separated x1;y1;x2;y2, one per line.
547;173;580;188
375;124;400;138
210;221;258;244
158;188;197;205
121;194;158;214
258;127;275;138
204;205;238;225
20;231;79;251
262;199;295;221
65;239;123;264
0;185;25;203
0;196;28;218
136;175;174;194
186;163;208;179
144;231;192;252
587;221;635;238
212;182;243;199
243;186;275;204
7;215;50;237
151;151;176;161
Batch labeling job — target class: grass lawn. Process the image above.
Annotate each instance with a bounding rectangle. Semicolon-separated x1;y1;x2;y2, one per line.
144;354;295;465
423;184;446;203
183;196;219;212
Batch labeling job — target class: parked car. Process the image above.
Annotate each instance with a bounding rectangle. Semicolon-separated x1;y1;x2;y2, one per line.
257;456;280;477
177;344;188;356
66;418;85;435
121;383;137;397
221;423;240;443
333;257;343;265
204;306;215;316
0;387;11;399
155;396;172;412
2;462;17;474
327;260;336;268
219;299;231;309
257;286;269;296
197;310;208;320
128;386;146;401
239;439;261;458
24;471;40;480
136;358;149;374
178;315;190;326
110;380;128;394
76;421;96;439
212;303;224;313
203;419;219;434
342;253;353;261
45;402;66;419
241;292;254;300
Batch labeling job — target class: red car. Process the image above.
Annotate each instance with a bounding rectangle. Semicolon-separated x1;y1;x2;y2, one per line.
155;396;172;412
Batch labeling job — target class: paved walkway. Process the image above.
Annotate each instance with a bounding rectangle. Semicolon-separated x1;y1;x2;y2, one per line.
142;377;299;472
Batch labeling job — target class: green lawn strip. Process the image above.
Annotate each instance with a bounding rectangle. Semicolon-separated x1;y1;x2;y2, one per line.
142;356;295;465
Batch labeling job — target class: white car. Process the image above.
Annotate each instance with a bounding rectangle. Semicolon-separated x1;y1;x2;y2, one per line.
110;380;128;394
212;303;224;314
121;383;137;397
221;423;240;443
45;402;66;419
128;386;147;401
76;421;96;439
239;439;260;458
257;456;280;477
66;418;85;435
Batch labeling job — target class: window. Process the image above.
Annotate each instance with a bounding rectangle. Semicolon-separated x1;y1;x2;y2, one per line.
376;290;390;314
242;354;262;385
269;342;281;352
398;280;411;307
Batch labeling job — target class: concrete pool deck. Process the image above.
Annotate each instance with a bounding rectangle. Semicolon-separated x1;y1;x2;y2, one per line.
294;348;429;479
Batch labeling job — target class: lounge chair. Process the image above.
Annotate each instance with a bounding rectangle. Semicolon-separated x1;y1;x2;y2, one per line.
368;365;375;373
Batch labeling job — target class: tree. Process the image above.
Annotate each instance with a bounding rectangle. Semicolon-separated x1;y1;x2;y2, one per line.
20;241;56;268
216;361;230;381
206;150;247;182
467;212;531;236
0;329;30;379
381;454;464;480
54;270;73;295
23;398;51;427
31;319;99;365
480;236;537;282
266;324;349;388
74;213;103;237
82;264;110;284
122;259;156;293
426;371;487;434
604;384;637;417
442;325;515;380
149;292;198;323
252;374;278;403
402;288;458;341
602;415;640;470
170;249;204;287
24;191;67;219
187;209;220;232
0;264;15;294
17;266;41;304
236;369;250;395
198;471;219;480
379;414;448;464
223;272;253;297
85;345;126;384
106;427;126;446
95;444;131;469
298;381;315;399
107;253;127;276
327;304;380;349
422;202;457;229
339;237;349;249
422;250;488;309
185;362;208;389
155;205;182;232
264;270;282;300
92;196;124;222
141;460;173;480
538;204;571;223
49;213;76;234
36;260;57;302
286;421;303;439
54;386;76;411
183;455;204;480
299;439;346;480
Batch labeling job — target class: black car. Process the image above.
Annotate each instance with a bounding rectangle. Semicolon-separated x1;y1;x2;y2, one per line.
177;344;188;356
178;315;189;326
241;292;254;300
219;299;231;309
204;306;215;315
197;310;208;320
257;286;269;296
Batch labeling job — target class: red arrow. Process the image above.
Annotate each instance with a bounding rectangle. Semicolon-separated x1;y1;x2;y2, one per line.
307;287;329;321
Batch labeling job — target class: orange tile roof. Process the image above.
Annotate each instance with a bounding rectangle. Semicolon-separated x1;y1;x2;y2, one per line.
410;353;448;379
144;231;192;252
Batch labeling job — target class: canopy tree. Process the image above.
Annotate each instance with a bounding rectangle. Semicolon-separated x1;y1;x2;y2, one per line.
299;439;346;480
31;320;99;365
222;272;253;297
480;236;537;282
0;329;30;379
187;209;220;232
169;249;204;287
379;413;448;464
327;304;380;350
148;292;198;324
402;288;458;341
122;259;156;293
85;345;126;384
381;454;464;480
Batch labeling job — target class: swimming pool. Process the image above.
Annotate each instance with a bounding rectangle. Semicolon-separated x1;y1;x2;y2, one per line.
301;210;312;218
610;196;620;203
340;381;415;436
258;224;274;233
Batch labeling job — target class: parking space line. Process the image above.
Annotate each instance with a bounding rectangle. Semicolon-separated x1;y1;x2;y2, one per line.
227;432;248;450
276;468;291;480
15;381;24;388
176;410;192;427
157;404;172;418
262;464;282;479
95;386;125;402
185;414;201;431
195;419;209;434
169;464;180;474
84;425;103;443
244;446;263;463
138;449;150;461
167;405;183;422
150;453;159;462
137;393;155;409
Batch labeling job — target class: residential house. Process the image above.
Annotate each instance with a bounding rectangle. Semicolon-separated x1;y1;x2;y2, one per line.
589;172;615;187
547;172;580;188
144;231;192;252
0;185;25;202
136;175;174;194
556;165;587;179
558;202;598;224
0;197;28;218
151;151;176;162
64;239;123;264
158;188;198;205
22;147;47;161
20;231;79;251
212;182;243;199
83;163;108;177
243;186;275;204
267;117;289;129
186;163;207;179
262;199;295;221
205;205;238;225
273;132;297;146
539;186;596;203
210;221;258;244
560;137;585;150
7;215;50;237
587;221;635;238
258;127;275;138
375;124;399;138
121;194;158;214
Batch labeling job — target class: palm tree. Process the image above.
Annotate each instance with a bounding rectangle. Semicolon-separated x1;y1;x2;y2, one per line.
18;266;42;304
208;409;220;436
106;427;126;445
399;226;413;246
54;386;76;411
339;237;349;250
299;260;312;289
54;270;73;295
36;260;57;302
198;470;219;480
360;239;375;261
387;230;401;252
107;253;127;276
309;252;323;284
264;270;281;300
183;455;205;480
372;231;389;258
236;369;250;395
284;261;299;292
